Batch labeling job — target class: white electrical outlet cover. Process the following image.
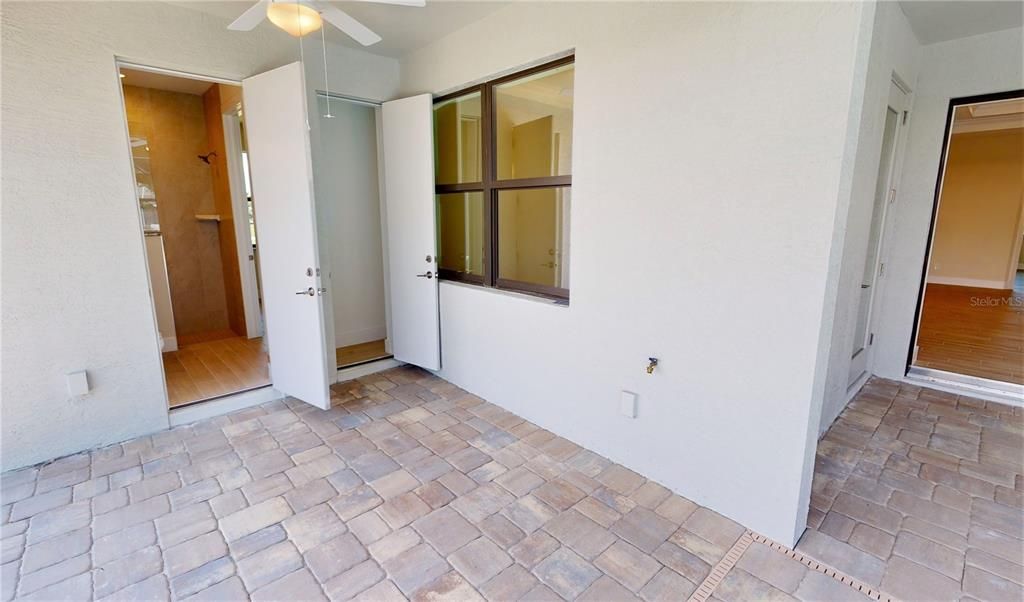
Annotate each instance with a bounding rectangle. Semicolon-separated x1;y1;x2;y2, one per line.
67;370;90;396
620;391;638;419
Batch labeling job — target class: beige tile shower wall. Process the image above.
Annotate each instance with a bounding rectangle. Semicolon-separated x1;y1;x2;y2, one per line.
123;85;231;338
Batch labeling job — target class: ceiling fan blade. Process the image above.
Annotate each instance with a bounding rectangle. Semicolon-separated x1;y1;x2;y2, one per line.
228;0;270;31
319;6;382;46
346;0;426;6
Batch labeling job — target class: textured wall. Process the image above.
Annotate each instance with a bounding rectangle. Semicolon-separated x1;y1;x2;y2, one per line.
818;2;921;433
400;1;869;545
1;1;398;469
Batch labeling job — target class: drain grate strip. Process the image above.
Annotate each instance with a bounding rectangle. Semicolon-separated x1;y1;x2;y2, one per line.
687;531;899;602
748;532;898;602
687;531;753;602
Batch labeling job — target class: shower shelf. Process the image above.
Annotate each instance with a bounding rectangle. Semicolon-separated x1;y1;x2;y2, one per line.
195;214;221;222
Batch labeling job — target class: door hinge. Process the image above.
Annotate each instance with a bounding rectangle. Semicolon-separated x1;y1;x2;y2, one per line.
888;188;896;204
869;332;874;346
902;110;908;124
879;262;886;277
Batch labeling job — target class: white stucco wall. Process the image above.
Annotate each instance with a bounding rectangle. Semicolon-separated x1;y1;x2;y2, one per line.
818;2;921;432
871;27;1024;381
1;1;397;469
399;1;870;545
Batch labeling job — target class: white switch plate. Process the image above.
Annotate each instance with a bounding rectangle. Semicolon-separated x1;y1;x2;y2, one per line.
620;390;638;418
67;370;90;396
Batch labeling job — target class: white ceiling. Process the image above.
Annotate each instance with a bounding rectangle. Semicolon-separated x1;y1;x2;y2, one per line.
167;1;508;57
899;0;1024;44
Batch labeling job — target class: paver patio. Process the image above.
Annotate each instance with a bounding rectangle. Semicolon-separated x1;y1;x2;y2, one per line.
802;378;1023;601
1;367;1020;600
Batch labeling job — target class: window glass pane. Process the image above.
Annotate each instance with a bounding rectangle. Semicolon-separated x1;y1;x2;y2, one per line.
497;187;570;289
434;92;482;185
495;63;574;180
437;192;485;276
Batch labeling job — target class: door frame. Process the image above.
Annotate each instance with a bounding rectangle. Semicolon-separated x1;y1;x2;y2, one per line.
113;58;273;416
904;88;1024;375
222;111;264;338
848;78;911;387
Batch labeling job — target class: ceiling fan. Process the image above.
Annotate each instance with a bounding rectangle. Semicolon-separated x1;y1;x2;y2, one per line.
228;0;425;46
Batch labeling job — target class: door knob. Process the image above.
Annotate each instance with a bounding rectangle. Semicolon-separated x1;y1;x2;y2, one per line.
416;272;433;279
296;287;315;296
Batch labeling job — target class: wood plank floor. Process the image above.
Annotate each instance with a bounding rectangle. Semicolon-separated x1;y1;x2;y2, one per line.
915;279;1024;384
336;339;390;368
176;328;238;347
163;336;270;408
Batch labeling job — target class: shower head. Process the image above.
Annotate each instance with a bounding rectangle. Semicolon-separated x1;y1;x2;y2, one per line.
198;152;217;164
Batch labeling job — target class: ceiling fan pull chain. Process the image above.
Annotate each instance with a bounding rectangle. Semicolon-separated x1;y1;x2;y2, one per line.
320;22;334;118
296;2;306;78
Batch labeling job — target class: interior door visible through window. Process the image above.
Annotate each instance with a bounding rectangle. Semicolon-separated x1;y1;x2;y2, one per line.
849;80;908;387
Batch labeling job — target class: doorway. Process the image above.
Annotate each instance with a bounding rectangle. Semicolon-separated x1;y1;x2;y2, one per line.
908;92;1024;387
312;92;394;370
848;79;910;388
120;64;269;408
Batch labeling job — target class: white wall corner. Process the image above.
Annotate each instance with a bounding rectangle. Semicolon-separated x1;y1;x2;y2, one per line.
796;0;878;546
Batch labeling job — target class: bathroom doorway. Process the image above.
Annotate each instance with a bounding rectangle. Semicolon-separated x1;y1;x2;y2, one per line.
120;64;270;408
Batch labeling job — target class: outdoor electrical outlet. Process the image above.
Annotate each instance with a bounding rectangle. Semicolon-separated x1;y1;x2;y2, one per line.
67;371;90;397
620;390;638;418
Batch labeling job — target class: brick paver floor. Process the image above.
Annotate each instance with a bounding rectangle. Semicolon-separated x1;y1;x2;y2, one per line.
802;378;1023;601
1;368;1020;600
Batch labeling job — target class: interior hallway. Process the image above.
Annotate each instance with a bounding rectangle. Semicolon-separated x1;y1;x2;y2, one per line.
915;279;1024;384
163;336;270;408
805;378;1022;600
5;369;1018;600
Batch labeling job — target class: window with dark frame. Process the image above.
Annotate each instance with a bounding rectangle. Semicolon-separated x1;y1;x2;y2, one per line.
433;56;574;300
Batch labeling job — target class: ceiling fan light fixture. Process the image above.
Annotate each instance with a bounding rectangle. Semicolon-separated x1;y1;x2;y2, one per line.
266;2;322;37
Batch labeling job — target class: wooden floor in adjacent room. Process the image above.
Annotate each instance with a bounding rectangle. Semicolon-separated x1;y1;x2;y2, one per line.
163;336;270;408
336;338;390;368
914;277;1024;384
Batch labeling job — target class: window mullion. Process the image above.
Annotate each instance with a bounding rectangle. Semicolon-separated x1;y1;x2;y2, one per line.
482;81;496;287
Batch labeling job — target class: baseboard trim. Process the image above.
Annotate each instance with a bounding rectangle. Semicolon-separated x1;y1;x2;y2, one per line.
926;276;1009;289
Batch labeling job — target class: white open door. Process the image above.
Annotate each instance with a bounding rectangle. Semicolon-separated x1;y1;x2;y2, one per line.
243;62;331;409
381;94;441;370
